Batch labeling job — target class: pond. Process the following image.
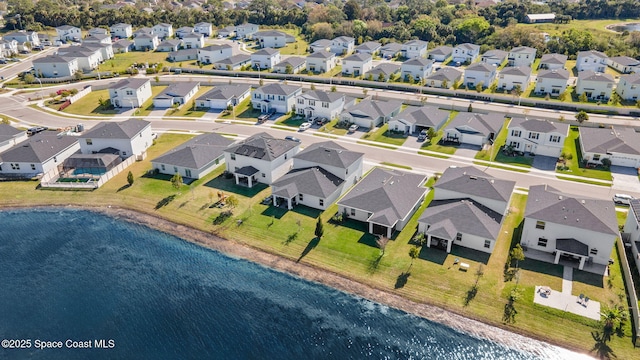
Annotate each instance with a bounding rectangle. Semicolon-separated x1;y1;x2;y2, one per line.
607;22;640;32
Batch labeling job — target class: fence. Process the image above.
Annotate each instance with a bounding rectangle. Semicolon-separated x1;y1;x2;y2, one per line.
616;237;640;345
67;85;91;104
40;156;136;190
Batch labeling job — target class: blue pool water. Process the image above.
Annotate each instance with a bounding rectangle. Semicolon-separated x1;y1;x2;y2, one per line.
0;209;589;359
72;168;106;176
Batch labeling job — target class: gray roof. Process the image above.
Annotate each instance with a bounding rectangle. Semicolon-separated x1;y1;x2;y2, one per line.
134;27;153;35
81;119;150;140
298;90;343;103
155;82;199;99
255;83;301;96
609;56;640;67
113;39;133;48
356;41;381;51
426;67;463;82
368;63;400;76
482;49;507;61
225;132;299;161
57;25;79;31
435;166;515;203
310;39;331;47
630;199;640;225
338;167;427;227
84;33;111;41
252;48;279;56
343;98;402;121
556;238;589;256
403;40;428;47
577;50;608;60
307;50;334;59
579;126;640;155
447;112;505;136
271;166;343;199
344;53;372;62
380;42;403;53
403;57;433;67
201;44;232;51
196;84;251;101
578;70;615;82
274;56;306;68
151;132;233;169
392;106;448;129
254;30;287;37
0;132;78;164
466;62;496;72
419;199;502;240
525;184;618;235
169;48;198;57
509;46;536;55
621;73;640;85
109;78;150;91
456;43;480;51
293;141;363;170
0;124;23;141
537;68;570;80
500;66;532;77
32;55;75;64
428;45;453;57
509;117;568;134
540;53;567;65
111;23;132;29
158;39;182;47
332;36;354;43
214;54;251;65
176;26;194;33
135;33;157;40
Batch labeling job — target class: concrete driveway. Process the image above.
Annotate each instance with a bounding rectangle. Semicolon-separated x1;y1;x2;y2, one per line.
611;166;640;193
455;143;481;158
532;155;558;171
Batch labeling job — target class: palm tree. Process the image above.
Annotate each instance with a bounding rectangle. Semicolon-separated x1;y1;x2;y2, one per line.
376;236;389;256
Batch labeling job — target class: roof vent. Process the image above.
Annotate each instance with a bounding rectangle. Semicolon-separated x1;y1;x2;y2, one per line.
469;176;478;180
581;200;586;204
490;179;495;183
558;195;563;200
564;216;567;219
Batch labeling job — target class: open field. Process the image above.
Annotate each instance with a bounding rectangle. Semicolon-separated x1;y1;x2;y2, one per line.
102;52;170;73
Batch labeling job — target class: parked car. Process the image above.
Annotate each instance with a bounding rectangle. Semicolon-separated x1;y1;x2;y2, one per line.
418;129;429;141
315;117;329;125
257;114;269;123
284;136;300;142
27;127;48;136
299;122;312;131
348;124;359;133
613;194;635;205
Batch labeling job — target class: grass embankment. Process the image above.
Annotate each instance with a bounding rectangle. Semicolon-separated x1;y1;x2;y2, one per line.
366;124;407;146
0;132;635;358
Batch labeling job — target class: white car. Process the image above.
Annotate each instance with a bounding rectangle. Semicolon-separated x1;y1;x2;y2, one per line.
613;194;635;205
348;124;359;133
299;122;312;131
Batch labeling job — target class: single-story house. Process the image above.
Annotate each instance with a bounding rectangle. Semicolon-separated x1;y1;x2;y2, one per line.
578;126;640;168
213;54;252;70
195;84;251;109
539;53;568;70
168;48;198;62
0;132;80;177
425;67;463;88
388;106;449;134
0;124;28;153
157;39;182;52
607;56;640;74
379;42;403;59
340;98;402;128
273;57;306;74
355;41;382;55
481;50;507;66
366;63;400;81
152;82;200;108
444;112;505;146
428;45;453;62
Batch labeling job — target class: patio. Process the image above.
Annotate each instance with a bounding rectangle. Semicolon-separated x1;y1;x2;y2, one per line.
534;285;601;320
522;246;608;275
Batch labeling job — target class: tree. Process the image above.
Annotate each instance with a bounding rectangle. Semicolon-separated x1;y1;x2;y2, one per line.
285;64;293;74
23;73;35;83
441;80;448;89
427;127;437;141
154;75;160;83
489;82;498;93
475;81;484;93
409;246;419;266
467;103;473;112
314;217;324;239
510;244;525;270
226;195;239;208
310;83;316;90
579;92;588;103
171;173;183;190
377;72;385;82
127;171;134;186
376;236;389;255
343;0;361;21
74;70;83;80
330;85;337;92
575;110;589;124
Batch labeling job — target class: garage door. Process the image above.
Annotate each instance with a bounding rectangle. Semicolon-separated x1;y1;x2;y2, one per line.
611;156;639;167
461;134;484;146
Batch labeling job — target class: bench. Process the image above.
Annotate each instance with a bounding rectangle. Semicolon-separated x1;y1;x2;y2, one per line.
459;262;470;271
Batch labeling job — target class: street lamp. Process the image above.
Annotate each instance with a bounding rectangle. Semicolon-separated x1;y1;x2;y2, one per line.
34;76;43;100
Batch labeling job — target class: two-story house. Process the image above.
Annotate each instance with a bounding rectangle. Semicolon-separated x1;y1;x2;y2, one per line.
152;23;174;39
330;36;355;55
576;50;608;72
401;40;428;59
251;48;281;70
576;70;615;100
401;58;434;82
194;22;213;37
498;66;531;91
534;68;570;96
254;30;291;48
428;45;453;62
83;33;112;45
133;33;160;51
507;46;537;67
175;26;194;39
32;55;79;78
452;43;480;64
538;53;568;70
616;73;640;101
236;23;260;39
464;62;497;89
110;23;133;39
79;119;153;160
182;33;205;49
56;25;81;42
622;199;640;283
3;31;40;47
507;117;569;157
355;41;381;55
197;44;233;64
306;51;336;73
108;78;152;108
342;53;373;77
295;90;346;120
251;83;303;114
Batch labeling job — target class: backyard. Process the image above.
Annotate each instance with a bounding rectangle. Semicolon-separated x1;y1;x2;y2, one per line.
54;86;167;117
102;51;170;73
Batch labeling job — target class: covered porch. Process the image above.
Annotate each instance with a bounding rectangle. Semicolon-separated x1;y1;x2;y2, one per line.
368;219;395;238
522;245;607;275
555;238;589;271
234;166;259;188
271;185;298;210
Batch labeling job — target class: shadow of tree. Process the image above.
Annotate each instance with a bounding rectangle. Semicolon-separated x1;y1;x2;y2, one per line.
117;184;131;192
367;254;383;274
591;331;616;360
464;284;478;307
394;272;410;289
213;210;233;225
297;237;320;262
283;231;298;245
178;201;189;208
155;194;176;210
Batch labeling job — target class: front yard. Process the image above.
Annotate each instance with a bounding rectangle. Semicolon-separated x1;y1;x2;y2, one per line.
365;124;408;146
556;126;613;182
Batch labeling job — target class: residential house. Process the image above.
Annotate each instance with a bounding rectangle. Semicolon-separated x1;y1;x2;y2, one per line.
82;43;114;61
366;63;400;81
254;30;293;49
224;132;300;187
217;26;236;38
83;33;112;45
251;83;302;114
539;53;568;70
108;78;152;108
79;119;153;159
194;22;213;37
608;56;640;74
197;44;233;64
0;39;18;58
152;132;233;179
355;41;381;55
520;185;618;272
526;13;556;23
576;70;615;100
535;69;570;96
88;28;108;36
195;84;251;109
152;82;200;108
133;33;160;51
444;112;504;146
622;200;640;283
113;39;134;53
56;46;103;71
182;33;205;49
428;45;453;62
157;39;182;52
452;43;480;64
110;23;133;39
168;48;198;62
507;46;536;67
271;141;364;210
273;57;306;74
579;126;640;168
175;26;194;39
309;39;331;53
32;55;79;78
342;53;373;77
152;23;174;39
498;66;531;91
616;73;640;101
379;42;403;59
3;31;40;47
0;132;79;177
340;98;402;128
401;40;428;59
506;117;568;157
0;124;27;153
251;48;281;70
481;49;507;66
306;51;336;73
387;106;449;134
330;36;355;55
464;62;497;89
133;27;154;38
56;25;81;42
401;58;434;82
295;90;347;120
576;50;608;72
425;67;463;88
235;23;259;39
212;54;251;70
337;167;428;238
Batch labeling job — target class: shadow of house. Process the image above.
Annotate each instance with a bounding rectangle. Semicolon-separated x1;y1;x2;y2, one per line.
204;173;268;197
419;245;447;265
519;257;564;278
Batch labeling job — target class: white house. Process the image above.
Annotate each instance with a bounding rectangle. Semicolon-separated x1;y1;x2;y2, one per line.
309;39;331;53
133;33;160;51
32;55;79;78
0;133;79;177
133;27;154;38
342;53;372;77
88;28;108;36
236;23;259;39
452;43;480;64
539;53;568;70
152;82;200;108
401;40;428;59
182;33;205;49
338;167;427;238
340;98;402;128
444;112;505;146
152;23;174;39
175;26;194;39
388;106;449;134
464;62;497;89
576;70;615;100
167;48;197;62
401;58;434;82
217;26;236;38
616;73;640;101
83;33;112;45
507;46;536;67
379;42;403;59
224;132;300;187
622;199;640;284
110;23;133;39
428;45;453;62
56;46;103;71
576;50;608;72
194;22;213;37
251;48;281;70
254;30;290;48
579;126;640;168
507;117;568;157
521;184;618;272
273;57;306;74
108;78;152;108
197;44;233;64
0;39;18;58
252;83;302;114
295;90;346;120
306;51;336;73
355;41;381;55
271;141;364;210
113;39;134;53
330;36;355;55
498;66;531;91
157;39;182;52
425;67;463;88
79;119;153;160
0;124;28;153
152;132;233;179
366;63;400;81
213;54;251;70
195;84;251;109
535;68;570;96
56;25;81;42
608;56;640;74
481;49;507;66
3;31;40;47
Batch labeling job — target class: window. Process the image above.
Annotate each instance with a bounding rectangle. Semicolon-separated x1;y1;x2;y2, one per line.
230;154;236;160
509;141;520;149
549;135;560;143
299;194;304;201
537;238;548;247
484;240;491;249
284;154;287;160
528;132;539;140
455;232;462;241
590;248;598;256
173;166;178;173
593;154;600;161
511;130;521;137
319;199;324;207
262;173;265;178
322;102;329;108
536;221;545;229
161;164;165;171
297;98;304;104
122;151;127;156
126;90;133;96
11;163;20;170
30;164;36;170
185;169;191;178
350;208;355;216
53;156;57;163
86;139;93;145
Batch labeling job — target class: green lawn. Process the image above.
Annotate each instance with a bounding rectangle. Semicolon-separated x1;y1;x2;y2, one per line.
317;66;343;78
420;110;459;155
220;98;260;120
102;51;169;73
366;124;408;146
275;29;309;56
494;148;534;167
318;119;348;135
475;119;510;161
57;86;166;117
275;113;306;127
165;86;213;118
556;126;613;181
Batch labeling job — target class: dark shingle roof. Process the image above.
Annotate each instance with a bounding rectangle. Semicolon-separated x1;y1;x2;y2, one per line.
578;70;615;82
196;84;251;101
537;68;570;80
109;78;150;90
293;141;363;170
356;41;381;51
344;53;372;62
509;46;536;54
214;54;251;65
252;48;279;56
158;39;181;47
392;106;448;128
255;83;301;96
419;199;502;240
509;118;568;134
307;50;334;59
298;90;343;103
482;49;507;61
426;67;463;82
0;124;23;140
380;42;403;53
156;82;199;99
609;56;640;67
225;132;299;161
500;66;532;77
271;167;344;199
540;53;568;65
447;112;505;136
428;45;453;57
621;73;640;85
368;63;400;76
466;62;496;72
579;126;640;155
342;98;402;121
274;56;306;68
0;132;78;163
81;119;151;140
151;132;233;169
435;166;515;203
403;57;433;67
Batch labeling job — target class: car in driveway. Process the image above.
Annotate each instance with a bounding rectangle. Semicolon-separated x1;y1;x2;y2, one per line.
348;124;359;133
299;122;312;131
418;129;429;142
27;127;48;136
613;194;635;205
284;136;300;142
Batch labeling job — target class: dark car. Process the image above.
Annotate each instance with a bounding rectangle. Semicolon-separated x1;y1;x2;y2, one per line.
27;127;48;136
284;136;301;142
